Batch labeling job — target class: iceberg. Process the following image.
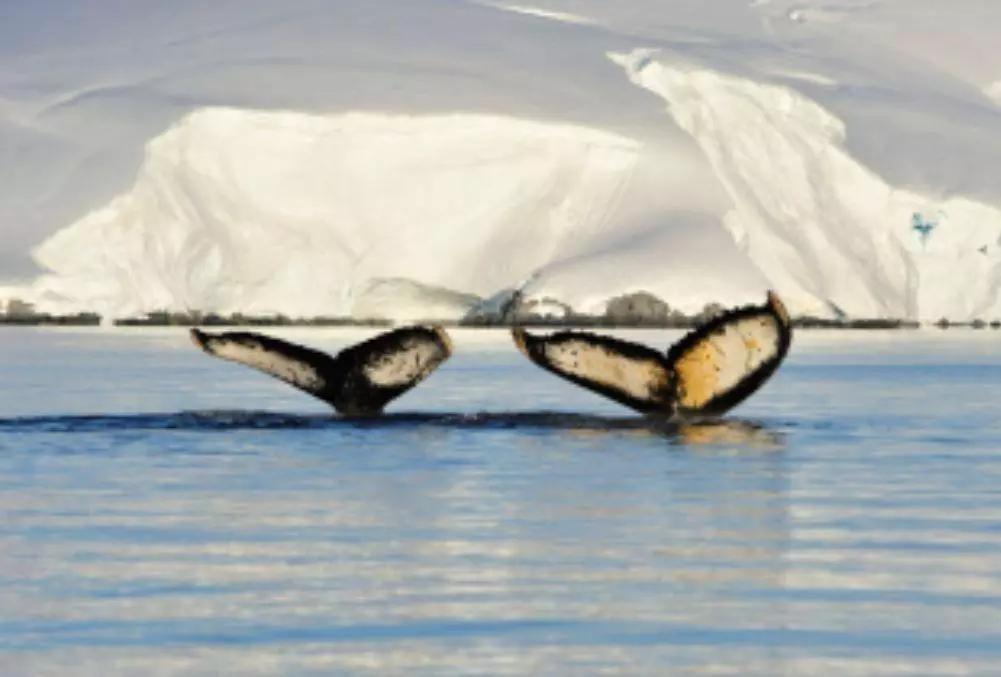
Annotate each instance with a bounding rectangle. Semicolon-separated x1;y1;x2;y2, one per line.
27;110;644;319
2;0;1001;321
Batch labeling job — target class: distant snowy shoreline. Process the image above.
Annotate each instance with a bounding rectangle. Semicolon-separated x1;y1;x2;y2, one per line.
9;307;997;331
6;287;1000;329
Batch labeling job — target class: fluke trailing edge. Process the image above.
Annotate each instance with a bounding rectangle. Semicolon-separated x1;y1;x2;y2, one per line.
511;292;792;419
190;325;453;416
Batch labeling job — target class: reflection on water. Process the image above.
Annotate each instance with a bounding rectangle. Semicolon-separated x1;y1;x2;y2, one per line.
1;329;1000;675
0;433;793;676
0;410;785;449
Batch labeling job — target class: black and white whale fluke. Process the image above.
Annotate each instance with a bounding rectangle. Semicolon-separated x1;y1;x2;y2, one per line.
511;291;793;419
190;325;453;416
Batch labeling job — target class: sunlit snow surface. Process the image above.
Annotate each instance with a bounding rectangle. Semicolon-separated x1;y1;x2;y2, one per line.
1;328;1000;676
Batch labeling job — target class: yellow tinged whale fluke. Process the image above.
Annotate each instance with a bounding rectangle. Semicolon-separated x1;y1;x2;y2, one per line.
511;291;793;419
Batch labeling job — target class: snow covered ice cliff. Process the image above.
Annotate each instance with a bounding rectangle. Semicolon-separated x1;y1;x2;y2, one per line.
2;0;1001;321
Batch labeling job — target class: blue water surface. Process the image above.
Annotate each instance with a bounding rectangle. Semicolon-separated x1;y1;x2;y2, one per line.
1;327;999;676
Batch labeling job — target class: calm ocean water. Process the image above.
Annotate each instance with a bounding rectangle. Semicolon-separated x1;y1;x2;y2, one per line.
1;327;999;676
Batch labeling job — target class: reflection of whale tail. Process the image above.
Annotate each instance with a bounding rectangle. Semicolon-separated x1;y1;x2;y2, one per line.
512;291;792;418
191;325;453;416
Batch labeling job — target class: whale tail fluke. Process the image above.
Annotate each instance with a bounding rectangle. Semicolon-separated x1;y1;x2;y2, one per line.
511;292;792;418
191;325;453;416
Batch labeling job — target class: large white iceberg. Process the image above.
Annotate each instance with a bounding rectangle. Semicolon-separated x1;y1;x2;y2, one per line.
28;110;648;319
2;0;1001;321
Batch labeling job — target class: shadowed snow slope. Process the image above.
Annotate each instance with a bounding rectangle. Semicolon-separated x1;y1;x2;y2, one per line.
3;0;1001;320
612;51;1001;320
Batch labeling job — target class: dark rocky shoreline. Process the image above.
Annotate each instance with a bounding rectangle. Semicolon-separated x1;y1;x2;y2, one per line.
2;290;997;329
3;312;995;330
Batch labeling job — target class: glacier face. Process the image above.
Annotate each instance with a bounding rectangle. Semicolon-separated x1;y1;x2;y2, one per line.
4;0;1001;321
